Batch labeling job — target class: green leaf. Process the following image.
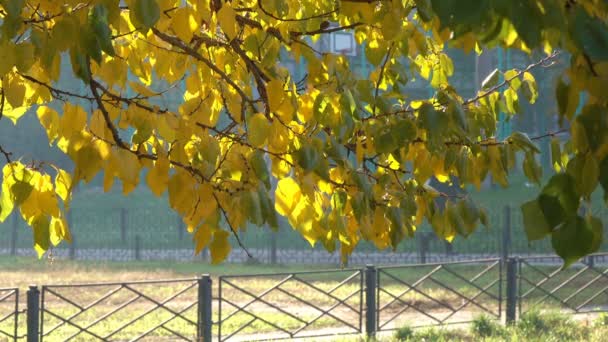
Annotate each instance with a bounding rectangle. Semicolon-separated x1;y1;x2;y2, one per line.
581;154;599;197
538;173;579;228
588;216;603;254
89;4;116;57
509;132;540;153
447;201;469;237
481;69;501;90
296;144;320;173
550;138;562;171
257;184;278;230
131;0;160;30
457;198;479;233
521;72;538;104
241;190;263;226
414;0;433;22
552;215;597;268
599;157;608;198
250;151;271;190
332;190;348;213
523;152;542;185
69;49;91;82
556;78;579;120
521;199;551;241
387;207;405;247
10;181;33;206
419;103;446;137
571;7;608;61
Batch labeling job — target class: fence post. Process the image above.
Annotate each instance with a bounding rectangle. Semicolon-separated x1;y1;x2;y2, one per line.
365;265;377;337
134;235;141;261
68;211;75;260
418;233;429;264
270;231;277;265
27;285;40;342
10;213;18;256
176;215;184;241
505;258;518;324
502;206;511;262
587;254;595;268
198;274;212;341
120;208;127;243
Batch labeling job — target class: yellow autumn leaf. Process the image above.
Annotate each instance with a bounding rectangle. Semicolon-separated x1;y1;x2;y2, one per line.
50;216;71;246
36;106;60;143
60;103;87;138
146;154;170;196
248;113;270;147
210;229;231;264
116;149;141;194
171;7;198;42
275;177;302;216
193;223;213;255
217;3;237;40
4;76;26;108
267;79;285;114
3;105;28;125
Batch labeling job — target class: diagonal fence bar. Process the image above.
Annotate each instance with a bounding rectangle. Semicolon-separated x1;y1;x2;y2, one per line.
0;288;19;341
375;258;503;331
218;269;363;341
517;253;608;316
39;278;200;341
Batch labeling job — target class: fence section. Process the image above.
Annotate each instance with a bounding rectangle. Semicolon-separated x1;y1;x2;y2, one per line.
39;278;200;341
0;288;19;340
3;205;606;264
217;269;363;341
518;253;608;317
9;256;608;341
374;259;503;331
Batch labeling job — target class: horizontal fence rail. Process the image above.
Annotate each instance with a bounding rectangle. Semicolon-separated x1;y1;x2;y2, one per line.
518;253;608;317
375;259;503;331
218;269;363;341
0;288;19;341
39;278;200;341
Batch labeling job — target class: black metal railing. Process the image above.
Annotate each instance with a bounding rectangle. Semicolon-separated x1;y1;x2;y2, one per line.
0;288;19;341
11;254;608;341
518;253;608;317
39;278;200;341
373;259;503;331
217;269;363;341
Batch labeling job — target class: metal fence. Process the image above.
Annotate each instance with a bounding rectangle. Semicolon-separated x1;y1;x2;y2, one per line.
2;206;607;264
9;255;608;341
373;259;503;331
518;253;608;318
0;288;19;340
38;278;201;341
217;269;363;341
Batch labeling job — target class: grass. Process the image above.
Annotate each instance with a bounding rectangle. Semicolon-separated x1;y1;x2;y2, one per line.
2;257;608;340
390;311;608;341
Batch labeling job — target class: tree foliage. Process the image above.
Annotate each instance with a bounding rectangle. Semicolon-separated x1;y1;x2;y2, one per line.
0;0;607;265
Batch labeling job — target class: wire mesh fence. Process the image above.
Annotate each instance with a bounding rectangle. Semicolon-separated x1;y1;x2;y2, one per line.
1;205;607;264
